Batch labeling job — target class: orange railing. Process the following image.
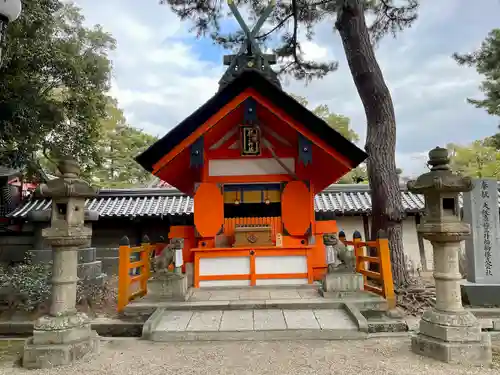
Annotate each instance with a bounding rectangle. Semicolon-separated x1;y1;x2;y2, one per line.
338;229;396;309
117;235;156;312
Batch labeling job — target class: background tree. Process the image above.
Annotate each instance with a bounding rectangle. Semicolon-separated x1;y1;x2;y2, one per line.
292;94;368;183
447;140;500;179
91;99;158;188
0;0;115;177
454;29;500;149
160;0;418;286
40;98;158;188
454;29;500;120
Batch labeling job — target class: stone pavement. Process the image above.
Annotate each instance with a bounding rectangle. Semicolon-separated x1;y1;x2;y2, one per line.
144;307;365;341
158;308;357;331
188;287;320;301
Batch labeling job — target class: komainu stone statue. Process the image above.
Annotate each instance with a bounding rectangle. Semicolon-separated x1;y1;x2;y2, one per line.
321;232;364;297
148;238;188;301
152;238;184;273
153;243;175;273
324;234;356;273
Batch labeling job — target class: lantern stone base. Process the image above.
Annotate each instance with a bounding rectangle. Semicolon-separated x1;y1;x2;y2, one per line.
147;272;188;301
22;313;100;369
411;309;492;366
411;332;491;365
321;272;364;298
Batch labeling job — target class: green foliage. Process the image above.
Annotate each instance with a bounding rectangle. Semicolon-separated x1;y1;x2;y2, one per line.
291;94;359;142
40;98;158;188
447;140;500;179
291;94;367;183
0;0;116;176
91;99;158;188
0;260;51;311
0;255;115;312
454;29;500;119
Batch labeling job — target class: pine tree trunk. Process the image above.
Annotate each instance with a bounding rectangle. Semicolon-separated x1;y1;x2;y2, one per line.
336;0;410;287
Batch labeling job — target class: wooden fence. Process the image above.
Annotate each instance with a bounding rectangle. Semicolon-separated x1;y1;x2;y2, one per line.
117;235;156;312
338;229;396;309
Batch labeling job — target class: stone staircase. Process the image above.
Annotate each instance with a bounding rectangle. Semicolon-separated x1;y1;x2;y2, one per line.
130;286;397;342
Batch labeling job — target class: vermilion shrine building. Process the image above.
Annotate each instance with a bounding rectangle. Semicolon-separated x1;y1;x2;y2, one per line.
136;67;368;287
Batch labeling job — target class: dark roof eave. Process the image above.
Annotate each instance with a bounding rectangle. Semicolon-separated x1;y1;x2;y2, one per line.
135;70;368;173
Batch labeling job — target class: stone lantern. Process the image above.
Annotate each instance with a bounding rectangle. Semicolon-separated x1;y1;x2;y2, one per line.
407;147;491;365
22;157;100;369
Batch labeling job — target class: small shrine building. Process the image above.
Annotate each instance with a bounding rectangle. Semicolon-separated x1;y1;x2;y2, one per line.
135;3;368;288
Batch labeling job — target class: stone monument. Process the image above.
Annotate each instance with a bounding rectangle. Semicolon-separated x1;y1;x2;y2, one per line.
321;231;364;298
462;178;500;306
22;157;100;369
147;238;188;301
407;147;492;365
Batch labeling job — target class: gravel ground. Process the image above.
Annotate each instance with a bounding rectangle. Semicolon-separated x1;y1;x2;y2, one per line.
0;337;498;375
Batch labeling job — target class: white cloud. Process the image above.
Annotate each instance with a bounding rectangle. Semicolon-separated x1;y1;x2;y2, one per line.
74;0;500;178
301;41;330;61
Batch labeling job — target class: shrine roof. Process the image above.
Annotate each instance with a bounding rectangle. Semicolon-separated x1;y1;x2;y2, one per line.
135;69;368;173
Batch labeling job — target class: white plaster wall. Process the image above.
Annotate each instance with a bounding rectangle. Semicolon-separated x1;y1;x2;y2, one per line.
402;218;434;271
256;278;308;286
335;216;365;239
255;256;307;274
209;158;295;176
334;216;433;271
199;257;250;276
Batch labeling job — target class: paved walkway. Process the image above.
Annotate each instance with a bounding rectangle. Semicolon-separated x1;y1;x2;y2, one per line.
155;308;357;332
188;287;321;301
2;338;497;374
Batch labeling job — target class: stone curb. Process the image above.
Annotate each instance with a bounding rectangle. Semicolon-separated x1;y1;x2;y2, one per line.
142;308;165;339
149;328;368;342
124;297;387;315
0;320;142;337
344;303;369;333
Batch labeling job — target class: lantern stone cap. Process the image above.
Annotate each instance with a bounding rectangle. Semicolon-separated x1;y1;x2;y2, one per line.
37;157;97;199
407;146;473;194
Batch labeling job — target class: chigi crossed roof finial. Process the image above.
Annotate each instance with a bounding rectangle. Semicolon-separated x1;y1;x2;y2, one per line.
218;0;281;90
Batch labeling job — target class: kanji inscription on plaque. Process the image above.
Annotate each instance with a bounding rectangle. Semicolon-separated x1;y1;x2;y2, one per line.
240;126;261;156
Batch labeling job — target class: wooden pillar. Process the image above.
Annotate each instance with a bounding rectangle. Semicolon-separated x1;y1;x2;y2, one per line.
364;215;379;272
415;214;428;271
362;215;370;241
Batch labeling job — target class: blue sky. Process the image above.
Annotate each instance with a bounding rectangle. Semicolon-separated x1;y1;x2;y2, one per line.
73;0;500;177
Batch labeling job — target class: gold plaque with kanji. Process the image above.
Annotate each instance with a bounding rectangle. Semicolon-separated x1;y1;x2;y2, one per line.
240;126;261;156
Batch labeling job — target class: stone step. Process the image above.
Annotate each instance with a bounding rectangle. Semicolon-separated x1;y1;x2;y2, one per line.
122;294;388;320
142;305;369;342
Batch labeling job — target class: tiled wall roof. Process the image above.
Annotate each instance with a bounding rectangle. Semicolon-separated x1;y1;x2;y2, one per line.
8;184;429;218
9;182;500;219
